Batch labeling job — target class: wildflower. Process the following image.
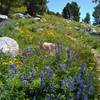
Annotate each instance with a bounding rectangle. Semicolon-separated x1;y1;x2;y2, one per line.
32;68;36;77
59;64;67;72
39;71;44;81
60;80;65;86
22;80;29;86
66;48;71;65
33;96;36;100
84;95;88;100
80;64;85;73
25;47;31;56
67;48;70;59
75;73;82;84
76;89;82;100
19;75;24;81
66;77;75;91
68;96;73;100
11;63;16;69
79;79;84;90
28;75;33;80
56;94;60;100
45;66;53;79
45;93;52;100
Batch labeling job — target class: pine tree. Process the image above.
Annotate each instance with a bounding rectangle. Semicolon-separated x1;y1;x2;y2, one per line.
93;3;100;24
62;2;80;22
0;0;23;15
83;13;90;24
25;0;47;16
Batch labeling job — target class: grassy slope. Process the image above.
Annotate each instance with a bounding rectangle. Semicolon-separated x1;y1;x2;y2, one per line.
0;14;99;65
0;14;100;97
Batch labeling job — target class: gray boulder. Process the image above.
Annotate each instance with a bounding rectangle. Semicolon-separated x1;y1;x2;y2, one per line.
0;37;19;57
0;14;8;22
15;13;25;19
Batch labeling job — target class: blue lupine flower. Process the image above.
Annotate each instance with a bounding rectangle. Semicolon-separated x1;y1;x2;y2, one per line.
76;89;82;100
56;94;60;100
61;80;65;86
45;66;53;79
28;75;33;80
45;93;52;100
32;68;36;77
79;79;84;90
40;80;45;89
88;85;94;95
80;64;85;73
68;96;72;100
87;77;94;94
66;48;71;65
59;64;67;72
11;63;16;69
75;73;82;84
19;75;24;81
66;77;75;91
66;48;71;59
22;80;29;85
25;47;31;56
39;71;44;81
33;96;36;100
84;95;88;100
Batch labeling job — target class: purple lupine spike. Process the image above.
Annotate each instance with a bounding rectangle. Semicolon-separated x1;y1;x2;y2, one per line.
33;96;36;100
61;80;65;86
32;68;36;77
22;80;29;86
56;94;60;100
87;76;94;94
25;47;31;56
11;63;16;69
59;64;67;72
75;73;82;84
45;66;53;79
28;75;33;80
80;64;85;73
40;71;44;81
79;79;84;90
76;89;82;100
66;48;71;59
84;95;88;100
45;93;52;100
66;77;75;91
19;75;24;81
66;48;71;66
68;96;72;100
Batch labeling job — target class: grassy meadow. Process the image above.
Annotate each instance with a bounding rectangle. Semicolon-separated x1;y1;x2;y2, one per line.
0;14;100;99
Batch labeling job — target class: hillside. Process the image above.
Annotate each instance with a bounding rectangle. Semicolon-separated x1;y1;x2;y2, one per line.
0;14;100;99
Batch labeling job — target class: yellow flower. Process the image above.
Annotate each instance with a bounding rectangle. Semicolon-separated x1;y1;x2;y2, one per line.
48;31;55;37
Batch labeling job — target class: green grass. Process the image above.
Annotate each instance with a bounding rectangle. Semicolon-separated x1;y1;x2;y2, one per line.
0;14;99;99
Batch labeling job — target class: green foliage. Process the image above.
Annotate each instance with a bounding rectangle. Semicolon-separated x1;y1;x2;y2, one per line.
83;13;90;24
0;0;24;15
62;1;80;22
25;0;48;16
0;13;99;99
93;3;100;25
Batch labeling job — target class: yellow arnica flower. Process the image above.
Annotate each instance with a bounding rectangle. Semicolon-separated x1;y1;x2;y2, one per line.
48;31;55;37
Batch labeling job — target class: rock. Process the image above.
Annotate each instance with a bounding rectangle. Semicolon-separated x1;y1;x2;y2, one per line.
33;17;41;21
0;37;19;57
25;14;32;18
90;28;98;35
0;14;8;19
39;42;56;55
0;14;8;22
15;13;25;19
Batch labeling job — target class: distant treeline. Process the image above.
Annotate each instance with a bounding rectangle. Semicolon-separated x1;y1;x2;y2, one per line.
0;0;100;24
